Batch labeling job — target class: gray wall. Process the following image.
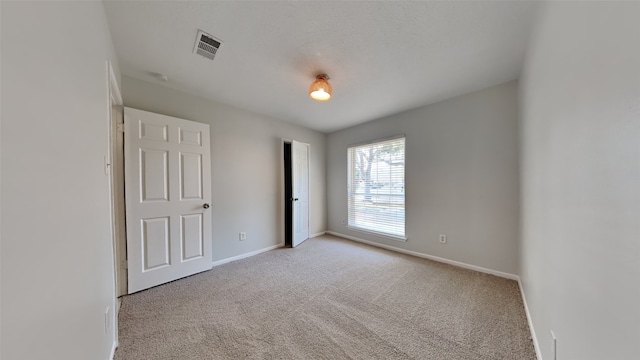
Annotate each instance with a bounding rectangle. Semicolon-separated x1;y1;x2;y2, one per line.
1;2;120;359
327;81;520;275
122;76;327;261
519;2;640;359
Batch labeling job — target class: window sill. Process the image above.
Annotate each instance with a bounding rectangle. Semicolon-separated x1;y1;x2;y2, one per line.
346;226;407;242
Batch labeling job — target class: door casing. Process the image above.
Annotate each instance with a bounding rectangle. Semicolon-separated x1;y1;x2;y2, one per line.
106;61;123;348
282;139;310;248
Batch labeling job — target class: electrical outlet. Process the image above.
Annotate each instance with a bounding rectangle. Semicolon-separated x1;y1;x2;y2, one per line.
104;306;111;334
239;232;246;241
439;234;447;243
551;330;557;360
341;219;346;225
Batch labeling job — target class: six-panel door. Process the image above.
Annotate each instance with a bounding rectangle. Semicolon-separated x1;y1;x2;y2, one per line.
124;107;212;293
292;140;310;247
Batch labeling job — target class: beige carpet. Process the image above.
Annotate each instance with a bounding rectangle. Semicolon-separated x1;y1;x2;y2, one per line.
115;235;535;359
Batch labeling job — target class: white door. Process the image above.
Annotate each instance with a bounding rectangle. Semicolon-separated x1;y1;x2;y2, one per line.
292;140;309;247
125;107;212;293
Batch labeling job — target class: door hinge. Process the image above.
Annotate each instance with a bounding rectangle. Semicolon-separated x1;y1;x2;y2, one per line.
117;123;125;133
104;156;111;175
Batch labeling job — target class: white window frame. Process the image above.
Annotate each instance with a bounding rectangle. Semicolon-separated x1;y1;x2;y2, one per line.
347;135;406;241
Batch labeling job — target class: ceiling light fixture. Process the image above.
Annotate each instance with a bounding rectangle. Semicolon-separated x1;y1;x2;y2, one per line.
308;74;332;102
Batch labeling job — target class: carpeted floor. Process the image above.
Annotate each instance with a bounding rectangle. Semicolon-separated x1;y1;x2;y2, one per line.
115;235;536;359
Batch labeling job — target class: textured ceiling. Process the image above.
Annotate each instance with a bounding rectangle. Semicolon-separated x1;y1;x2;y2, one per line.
103;1;539;133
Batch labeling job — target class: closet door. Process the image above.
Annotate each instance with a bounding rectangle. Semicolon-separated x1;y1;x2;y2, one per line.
292;140;309;247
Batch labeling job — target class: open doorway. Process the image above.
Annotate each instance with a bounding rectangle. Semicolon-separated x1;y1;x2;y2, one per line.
284;142;293;247
283;139;310;248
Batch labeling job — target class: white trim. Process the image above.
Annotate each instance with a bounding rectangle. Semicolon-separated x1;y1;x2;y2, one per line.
326;231;518;280
108;62;122;106
109;340;117;360
280;138;289;246
347;136;406;242
281;139;287;247
310;231;326;238
348;133;406;148
211;243;284;267
518;277;543;360
106;60;122;357
346;226;407;242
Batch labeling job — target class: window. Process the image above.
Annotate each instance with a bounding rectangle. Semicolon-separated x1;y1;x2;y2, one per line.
348;136;405;239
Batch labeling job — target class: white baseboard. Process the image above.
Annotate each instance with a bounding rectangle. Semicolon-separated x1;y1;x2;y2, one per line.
211;243;284;268
209;233;325;268
325;231;518;280
518;278;542;360
109;340;117;360
310;231;326;238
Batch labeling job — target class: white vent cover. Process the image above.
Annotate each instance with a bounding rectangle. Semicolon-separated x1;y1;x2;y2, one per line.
193;30;222;61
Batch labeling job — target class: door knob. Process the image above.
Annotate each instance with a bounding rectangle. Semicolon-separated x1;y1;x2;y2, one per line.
203;203;210;209
294;198;299;201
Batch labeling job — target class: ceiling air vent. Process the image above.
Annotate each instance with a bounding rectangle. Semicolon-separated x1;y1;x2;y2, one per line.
193;30;222;61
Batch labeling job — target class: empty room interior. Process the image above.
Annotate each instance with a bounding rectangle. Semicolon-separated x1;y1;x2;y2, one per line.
1;1;639;359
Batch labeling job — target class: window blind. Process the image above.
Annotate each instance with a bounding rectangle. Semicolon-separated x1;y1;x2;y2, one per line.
347;136;405;239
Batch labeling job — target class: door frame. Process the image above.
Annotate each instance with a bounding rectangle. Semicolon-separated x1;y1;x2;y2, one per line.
283;142;293;247
106;61;123;350
108;76;126;299
281;138;310;247
281;139;293;247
